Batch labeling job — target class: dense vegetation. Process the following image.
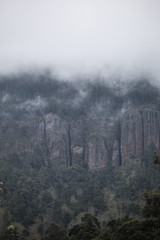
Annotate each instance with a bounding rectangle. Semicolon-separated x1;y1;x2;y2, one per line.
1;153;160;240
0;144;159;239
1;212;160;240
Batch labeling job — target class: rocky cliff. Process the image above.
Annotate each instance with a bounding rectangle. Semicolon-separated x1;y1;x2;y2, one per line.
0;106;160;170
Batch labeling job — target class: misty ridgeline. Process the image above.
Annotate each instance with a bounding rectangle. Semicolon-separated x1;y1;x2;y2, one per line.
0;72;160;239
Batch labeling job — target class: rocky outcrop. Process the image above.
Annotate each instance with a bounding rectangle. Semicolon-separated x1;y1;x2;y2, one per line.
86;134;108;170
37;113;69;168
119;108;160;164
0;107;160;170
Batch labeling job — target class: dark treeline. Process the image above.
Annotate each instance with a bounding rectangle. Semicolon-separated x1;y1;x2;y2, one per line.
0;73;160;119
1;213;160;240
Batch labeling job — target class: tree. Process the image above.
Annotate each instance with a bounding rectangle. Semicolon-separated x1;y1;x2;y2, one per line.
1;225;20;240
0;181;3;192
42;222;70;240
143;189;160;218
69;214;100;240
142;152;160;218
99;226;112;240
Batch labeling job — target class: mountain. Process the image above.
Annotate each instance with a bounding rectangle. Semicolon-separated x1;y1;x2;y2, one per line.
0;73;160;238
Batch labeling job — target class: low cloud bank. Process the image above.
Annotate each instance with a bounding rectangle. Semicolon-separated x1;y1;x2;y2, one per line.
0;0;160;81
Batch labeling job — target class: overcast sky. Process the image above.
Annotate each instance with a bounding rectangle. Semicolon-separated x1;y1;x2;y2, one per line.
0;0;160;79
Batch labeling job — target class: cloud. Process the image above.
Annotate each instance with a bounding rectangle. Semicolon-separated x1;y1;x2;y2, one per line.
19;96;47;112
0;0;160;79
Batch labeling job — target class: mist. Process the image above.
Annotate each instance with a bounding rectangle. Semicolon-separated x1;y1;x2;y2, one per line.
0;0;160;80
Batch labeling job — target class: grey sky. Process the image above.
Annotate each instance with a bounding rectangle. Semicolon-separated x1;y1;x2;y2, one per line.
0;0;160;79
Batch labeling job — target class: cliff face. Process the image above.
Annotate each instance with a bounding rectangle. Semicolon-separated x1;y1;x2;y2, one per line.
120;108;160;162
0;107;160;170
108;108;160;166
37;108;160;169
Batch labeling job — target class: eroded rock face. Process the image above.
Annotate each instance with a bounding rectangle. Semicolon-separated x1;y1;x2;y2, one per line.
121;109;144;162
112;140;119;166
37;113;69;168
35;108;160;169
119;109;160;164
143;109;160;149
0;107;160;170
86;135;108;170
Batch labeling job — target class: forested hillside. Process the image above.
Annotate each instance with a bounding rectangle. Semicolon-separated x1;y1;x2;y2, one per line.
0;73;160;239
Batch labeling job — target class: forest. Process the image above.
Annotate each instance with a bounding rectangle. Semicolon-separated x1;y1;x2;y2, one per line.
0;153;160;240
0;143;160;239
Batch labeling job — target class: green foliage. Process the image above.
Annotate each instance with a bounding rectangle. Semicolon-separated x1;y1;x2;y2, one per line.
0;147;159;239
0;154;56;227
142;151;160;219
62;212;72;228
68;214;159;240
42;222;70;240
99;226;112;240
153;151;160;166
69;214;100;240
1;149;159;229
1;225;20;240
143;189;160;218
2;209;12;225
81;213;100;229
113;219;160;240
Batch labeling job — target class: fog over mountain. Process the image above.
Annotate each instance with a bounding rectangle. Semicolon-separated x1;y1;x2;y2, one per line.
0;0;160;80
2;2;160;238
